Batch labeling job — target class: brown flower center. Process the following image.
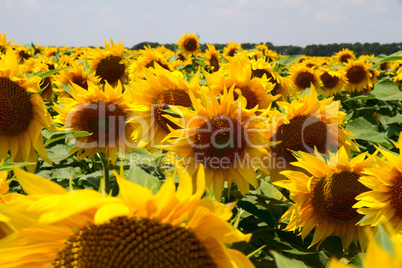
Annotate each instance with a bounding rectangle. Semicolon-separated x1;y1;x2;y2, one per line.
153;89;192;132
95;55;126;85
251;69;280;95
270;115;328;165
295;71;315;90
391;175;402;216
70;74;89;90
54;216;216;268
320;72;339;89
144;60;171;71
72;101;126;144
183;37;198;53
0;77;33;136
193;115;246;169
340;54;352;63
312;171;370;222
347;66;366;84
40;77;53;100
209;55;220;72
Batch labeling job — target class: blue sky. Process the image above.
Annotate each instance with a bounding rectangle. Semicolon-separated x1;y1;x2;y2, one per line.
1;0;402;48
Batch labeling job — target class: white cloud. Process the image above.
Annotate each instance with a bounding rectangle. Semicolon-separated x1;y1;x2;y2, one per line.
213;6;251;19
235;0;249;7
22;0;39;9
50;2;63;10
300;6;311;15
278;0;302;8
79;5;93;13
99;7;113;15
315;9;343;23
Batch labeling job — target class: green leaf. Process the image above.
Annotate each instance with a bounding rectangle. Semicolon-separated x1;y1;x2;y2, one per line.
46;144;73;163
348;253;364;268
343;94;376;102
372;80;402;101
44;131;91;147
61;83;71;95
0;162;36;171
346;117;392;146
126;164;162;194
33;67;69;79
375;223;395;258
276;55;303;68
271;251;308;268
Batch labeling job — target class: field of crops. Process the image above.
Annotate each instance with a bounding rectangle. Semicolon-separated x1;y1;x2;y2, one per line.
1;32;402;267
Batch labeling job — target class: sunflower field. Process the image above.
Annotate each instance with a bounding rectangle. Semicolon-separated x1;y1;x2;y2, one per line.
1;31;402;267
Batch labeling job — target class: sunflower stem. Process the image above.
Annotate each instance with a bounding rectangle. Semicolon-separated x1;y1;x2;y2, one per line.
98;153;111;194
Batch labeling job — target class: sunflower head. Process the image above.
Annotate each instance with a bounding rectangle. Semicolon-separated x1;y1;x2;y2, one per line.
274;147;375;249
0;32;13;54
223;42;241;59
204;44;221;72
177;33;201;57
0;165;253;268
0;49;53;166
54;81;138;164
264;86;359;182
289;64;322;92
90;39;128;86
318;68;347;97
354;133;402;233
343;60;372;93
336;48;356;63
161;87;271;199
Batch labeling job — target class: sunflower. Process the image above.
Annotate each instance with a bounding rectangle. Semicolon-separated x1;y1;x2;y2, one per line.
289;64;322;92
263;86;359;182
53;81;138;164
343;60;372;93
223;42;241;58
127;45;173;81
129;64;201;149
204;55;279;110
336;48;355;64
393;67;402;86
0;165;253;268
354;133;402;233
54;61;102;98
329;228;402;268
161;87;271;200
90;39;128;86
177;33;201;57
274;147;375;249
0;49;53;168
318;68;347;97
0;32;13;54
251;58;294;100
204;44;221;72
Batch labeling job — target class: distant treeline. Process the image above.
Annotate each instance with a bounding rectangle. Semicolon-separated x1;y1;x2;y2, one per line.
131;41;402;56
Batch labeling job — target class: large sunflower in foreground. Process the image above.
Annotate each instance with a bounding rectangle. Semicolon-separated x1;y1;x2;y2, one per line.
0;166;253;268
204;55;279;110
263;87;359;182
273;147;375;249
177;33;201;57
329;230;402;268
89;39;128;86
0;49;53;167
53;81;138;164
289;64;322;92
0;32;13;54
342;60;372;93
129;64;201;148
162;87;271;200
354;133;402;233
